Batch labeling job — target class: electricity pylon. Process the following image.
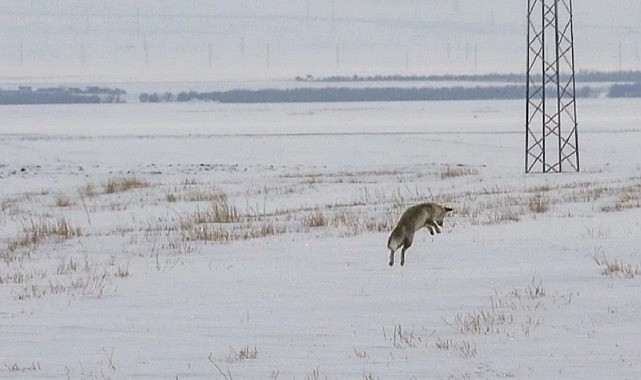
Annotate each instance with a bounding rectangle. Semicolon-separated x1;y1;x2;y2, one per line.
525;0;579;173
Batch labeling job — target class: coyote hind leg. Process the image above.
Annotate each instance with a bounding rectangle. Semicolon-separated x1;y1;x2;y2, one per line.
389;249;395;267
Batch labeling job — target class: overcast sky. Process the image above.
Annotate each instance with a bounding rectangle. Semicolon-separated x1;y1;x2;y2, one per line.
1;0;640;83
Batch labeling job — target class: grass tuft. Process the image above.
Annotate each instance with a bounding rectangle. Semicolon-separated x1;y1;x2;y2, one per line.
385;324;423;348
181;220;286;243
528;193;550;213
434;338;477;359
4;362;41;373
304;209;328;227
6;218;81;255
183;200;241;225
225;346;258;362
184;190;228;203
593;253;641;279
440;165;479;179
54;194;72;207
453;308;513;335
105;176;150;194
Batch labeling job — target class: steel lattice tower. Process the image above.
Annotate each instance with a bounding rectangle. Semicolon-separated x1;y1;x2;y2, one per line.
525;0;579;173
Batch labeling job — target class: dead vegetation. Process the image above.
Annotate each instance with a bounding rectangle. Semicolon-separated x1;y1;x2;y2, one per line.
528;193;550;213
434;338;477;359
181;200;241;225
303;208;328;227
382;324;429;349
440;165;480;179
447;276;564;339
7;252;129;301
224;345;258;363
2;218;81;263
4;361;41;373
181;222;286;243
453;308;514;335
593;253;641;279
600;184;641;212
54;193;72;207
1;161;638;307
137;167;639;245
105;176;150;194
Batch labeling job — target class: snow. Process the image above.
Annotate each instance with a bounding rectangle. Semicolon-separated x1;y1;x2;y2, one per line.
1;97;640;378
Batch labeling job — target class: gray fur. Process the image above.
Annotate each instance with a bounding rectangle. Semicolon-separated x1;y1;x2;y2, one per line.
387;202;453;266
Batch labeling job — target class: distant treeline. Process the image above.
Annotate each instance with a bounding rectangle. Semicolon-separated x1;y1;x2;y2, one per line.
608;82;641;98
0;86;126;105
295;70;641;83
139;85;612;104
140;86;523;103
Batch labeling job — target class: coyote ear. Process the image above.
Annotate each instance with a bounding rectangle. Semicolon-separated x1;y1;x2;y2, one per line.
445;207;453;212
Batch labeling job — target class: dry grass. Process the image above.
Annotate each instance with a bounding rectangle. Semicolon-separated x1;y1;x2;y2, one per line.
183;190;228;202
364;217;395;232
382;324;428;349
453;308;514;335
593;253;641;279
182;200;241;225
522;276;545;299
0;267;47;286
105;176;150;194
601;186;641;212
483;209;521;225
12;255;115;301
618;185;641;205
440;165;479;179
209;201;241;223
353;347;368;359
434;339;477;359
56;256;82;275
82;183;97;198
528;193;550;213
207;345;257;380
4;362;41;373
181;222;286;243
3;163;636;307
583;226;610;239
181;224;232;242
0;198;21;215
447;276;553;340
54;194;72;207
224;346;258;363
304;208;328;227
454;179;641;226
115;262;130;278
4;218;81;261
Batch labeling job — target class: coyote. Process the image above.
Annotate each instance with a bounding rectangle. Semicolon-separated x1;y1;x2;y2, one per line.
387;202;453;266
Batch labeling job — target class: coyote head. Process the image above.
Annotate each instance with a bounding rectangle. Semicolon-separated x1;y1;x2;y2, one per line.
434;206;454;227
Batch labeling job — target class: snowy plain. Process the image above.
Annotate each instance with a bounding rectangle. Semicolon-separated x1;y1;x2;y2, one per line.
1;97;640;379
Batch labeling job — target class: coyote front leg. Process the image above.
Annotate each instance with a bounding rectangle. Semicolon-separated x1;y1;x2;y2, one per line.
424;220;441;235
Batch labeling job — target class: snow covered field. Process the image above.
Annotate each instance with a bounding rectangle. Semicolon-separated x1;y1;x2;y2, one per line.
1;98;640;378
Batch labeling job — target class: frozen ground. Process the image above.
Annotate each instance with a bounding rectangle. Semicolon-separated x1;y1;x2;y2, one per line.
0;98;640;379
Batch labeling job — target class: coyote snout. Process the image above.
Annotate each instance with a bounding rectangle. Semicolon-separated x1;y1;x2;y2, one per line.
387;202;453;267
